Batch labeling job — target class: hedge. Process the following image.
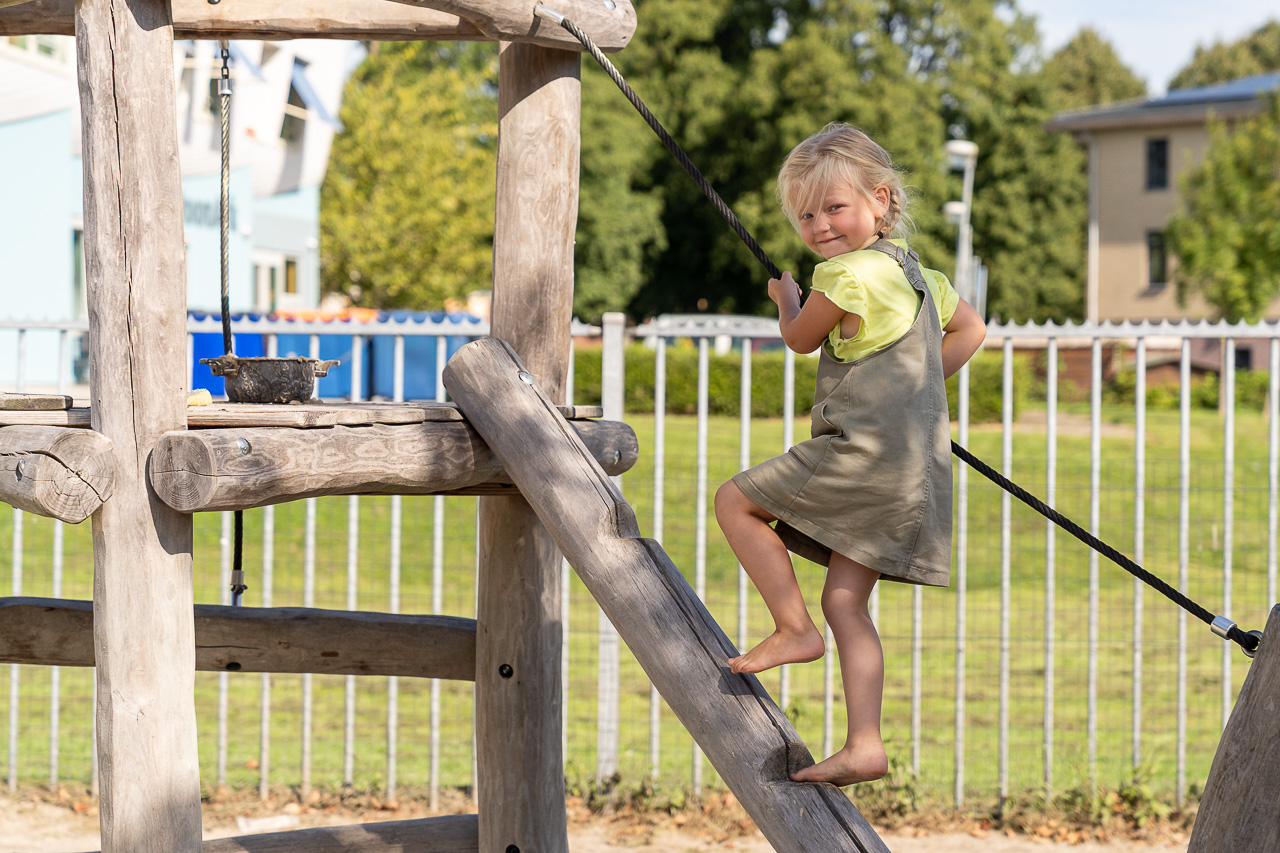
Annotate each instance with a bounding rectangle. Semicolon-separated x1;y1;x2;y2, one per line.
572;343;1022;424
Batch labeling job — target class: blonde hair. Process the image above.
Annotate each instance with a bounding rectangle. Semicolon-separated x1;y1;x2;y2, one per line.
777;122;909;239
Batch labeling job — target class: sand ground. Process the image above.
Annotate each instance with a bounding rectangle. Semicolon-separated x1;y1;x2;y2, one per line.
1;793;1190;853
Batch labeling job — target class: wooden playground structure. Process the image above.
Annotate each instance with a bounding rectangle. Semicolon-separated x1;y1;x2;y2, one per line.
0;1;1276;852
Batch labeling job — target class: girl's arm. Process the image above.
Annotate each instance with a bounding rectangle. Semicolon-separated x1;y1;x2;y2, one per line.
940;298;987;379
770;271;851;355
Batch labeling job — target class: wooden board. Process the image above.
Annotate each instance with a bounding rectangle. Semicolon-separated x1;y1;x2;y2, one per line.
76;0;204;848
0;425;114;523
148;418;636;512
443;337;891;853
1188;604;1280;853
0;0;636;52
198;814;478;853
0;401;602;428
0;598;477;680
0;392;72;410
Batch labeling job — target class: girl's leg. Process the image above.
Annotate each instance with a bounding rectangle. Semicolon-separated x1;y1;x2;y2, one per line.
714;481;824;674
791;552;888;785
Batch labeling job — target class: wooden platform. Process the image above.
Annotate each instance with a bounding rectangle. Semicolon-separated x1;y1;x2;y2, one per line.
0;400;603;428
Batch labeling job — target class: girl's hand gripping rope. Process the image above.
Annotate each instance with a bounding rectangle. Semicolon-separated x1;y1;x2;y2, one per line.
768;271;803;309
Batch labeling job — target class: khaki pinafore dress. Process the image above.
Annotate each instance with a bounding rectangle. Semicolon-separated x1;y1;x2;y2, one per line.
732;239;952;587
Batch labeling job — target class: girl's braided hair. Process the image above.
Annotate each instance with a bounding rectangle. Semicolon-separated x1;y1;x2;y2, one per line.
777;122;911;239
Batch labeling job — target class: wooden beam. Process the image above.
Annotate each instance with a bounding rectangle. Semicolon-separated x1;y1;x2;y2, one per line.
82;814;479;853
1188;605;1280;853
388;0;633;51
0;0;636;51
76;0;203;848
148;418;636;512
443;338;892;853
472;39;580;853
0;598;477;679
0;401;604;429
0;425;114;523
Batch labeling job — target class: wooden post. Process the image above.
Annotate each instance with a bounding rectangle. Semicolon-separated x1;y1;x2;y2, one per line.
474;39;579;853
75;0;202;849
1188;605;1280;853
444;339;891;853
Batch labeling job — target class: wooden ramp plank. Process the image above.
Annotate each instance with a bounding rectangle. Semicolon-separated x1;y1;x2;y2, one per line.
1188;604;1280;853
443;337;891;853
0;598;476;680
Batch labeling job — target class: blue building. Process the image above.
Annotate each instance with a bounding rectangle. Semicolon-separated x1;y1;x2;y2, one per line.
0;35;363;386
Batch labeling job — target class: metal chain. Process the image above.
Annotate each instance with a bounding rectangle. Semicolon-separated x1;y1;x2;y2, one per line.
542;6;1262;657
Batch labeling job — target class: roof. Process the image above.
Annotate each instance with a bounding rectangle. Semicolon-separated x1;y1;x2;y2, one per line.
0;49;75;125
1047;71;1280;134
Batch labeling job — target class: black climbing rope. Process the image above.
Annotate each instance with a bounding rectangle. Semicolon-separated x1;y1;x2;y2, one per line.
538;5;1262;657
218;41;247;607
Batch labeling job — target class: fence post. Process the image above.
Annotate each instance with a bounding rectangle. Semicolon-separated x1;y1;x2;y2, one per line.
596;312;625;786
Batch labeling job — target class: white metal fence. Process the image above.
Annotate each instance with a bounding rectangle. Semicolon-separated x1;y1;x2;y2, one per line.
1;315;1275;808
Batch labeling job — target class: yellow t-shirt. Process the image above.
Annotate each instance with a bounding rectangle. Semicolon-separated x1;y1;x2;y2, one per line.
810;240;959;363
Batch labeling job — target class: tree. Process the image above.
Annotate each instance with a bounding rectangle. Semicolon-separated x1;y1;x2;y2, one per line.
1044;27;1146;111
1169;20;1280;90
321;42;499;310
576;1;1128;324
1164;93;1280;322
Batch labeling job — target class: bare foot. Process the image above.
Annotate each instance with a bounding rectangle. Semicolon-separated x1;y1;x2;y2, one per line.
790;744;888;786
727;627;824;674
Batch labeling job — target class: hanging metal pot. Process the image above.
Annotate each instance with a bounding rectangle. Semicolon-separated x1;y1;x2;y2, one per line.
200;355;340;404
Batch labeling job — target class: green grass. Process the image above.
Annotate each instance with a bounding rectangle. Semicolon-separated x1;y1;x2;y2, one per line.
1;403;1274;809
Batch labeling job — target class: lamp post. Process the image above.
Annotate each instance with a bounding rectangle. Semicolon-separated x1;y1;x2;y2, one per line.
943;139;979;309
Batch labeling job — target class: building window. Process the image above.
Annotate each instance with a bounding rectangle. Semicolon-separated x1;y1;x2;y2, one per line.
1147;231;1167;288
284;258;298;294
281;62;310;145
1146;138;1168;190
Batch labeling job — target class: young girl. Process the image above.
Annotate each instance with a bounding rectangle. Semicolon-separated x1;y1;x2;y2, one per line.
714;122;987;787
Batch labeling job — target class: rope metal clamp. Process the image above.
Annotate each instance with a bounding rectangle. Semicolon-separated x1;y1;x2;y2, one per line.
533;4;566;24
1242;629;1264;659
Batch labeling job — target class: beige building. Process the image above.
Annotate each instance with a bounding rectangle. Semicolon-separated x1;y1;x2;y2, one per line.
1049;73;1280;328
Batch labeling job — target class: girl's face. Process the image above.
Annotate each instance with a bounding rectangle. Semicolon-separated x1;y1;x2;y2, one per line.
797;182;891;260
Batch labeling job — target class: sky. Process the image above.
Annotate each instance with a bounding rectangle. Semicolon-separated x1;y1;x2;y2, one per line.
1014;0;1280;95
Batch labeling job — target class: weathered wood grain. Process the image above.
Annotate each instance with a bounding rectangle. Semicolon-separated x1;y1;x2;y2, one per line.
1188;604;1280;853
76;0;203;849
389;0;633;51
0;402;603;429
0;425;114;522
0;392;72;411
0;597;477;679
80;814;479;853
0;0;636;51
444;337;892;853
470;39;581;853
147;418;635;512
198;815;479;852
